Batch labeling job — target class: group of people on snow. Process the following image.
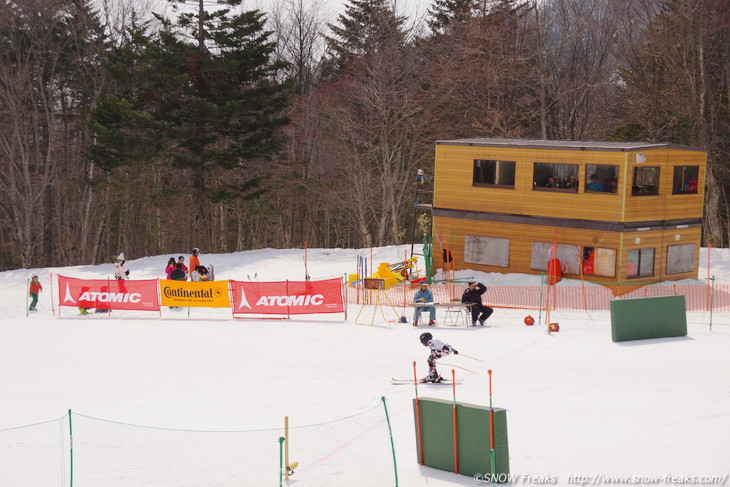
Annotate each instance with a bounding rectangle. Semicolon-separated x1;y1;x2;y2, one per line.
164;248;211;281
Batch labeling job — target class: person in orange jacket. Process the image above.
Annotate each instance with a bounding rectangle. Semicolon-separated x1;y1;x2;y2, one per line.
29;275;43;311
189;248;201;275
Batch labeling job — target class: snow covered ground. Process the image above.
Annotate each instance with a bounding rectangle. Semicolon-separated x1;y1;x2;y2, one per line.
1;246;728;486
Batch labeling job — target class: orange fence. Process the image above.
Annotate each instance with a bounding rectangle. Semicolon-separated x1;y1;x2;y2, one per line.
346;282;726;312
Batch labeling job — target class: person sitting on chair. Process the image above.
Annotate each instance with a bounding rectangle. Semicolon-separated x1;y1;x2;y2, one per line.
461;282;493;326
412;282;436;327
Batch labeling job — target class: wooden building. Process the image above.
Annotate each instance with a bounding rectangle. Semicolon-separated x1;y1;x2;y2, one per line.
432;138;706;285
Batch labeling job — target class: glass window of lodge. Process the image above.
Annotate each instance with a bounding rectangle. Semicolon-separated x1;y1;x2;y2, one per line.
627;248;654;278
533;162;578;192
582;247;616;277
473;160;516;187
632;167;660;196
585;164;618;193
672;166;699;195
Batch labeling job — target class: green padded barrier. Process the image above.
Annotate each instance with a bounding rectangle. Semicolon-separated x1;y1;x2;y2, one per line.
610;295;687;342
413;398;509;479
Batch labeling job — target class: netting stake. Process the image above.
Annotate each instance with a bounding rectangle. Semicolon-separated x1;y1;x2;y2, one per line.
381;396;399;486
278;436;285;487
488;370;496;482
68;409;74;487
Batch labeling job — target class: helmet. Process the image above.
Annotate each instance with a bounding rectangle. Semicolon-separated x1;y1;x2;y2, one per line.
192;248;200;254
419;332;432;345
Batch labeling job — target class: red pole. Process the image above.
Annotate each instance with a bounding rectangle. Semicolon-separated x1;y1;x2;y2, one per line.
488;369;496;478
452;369;459;474
413;361;424;465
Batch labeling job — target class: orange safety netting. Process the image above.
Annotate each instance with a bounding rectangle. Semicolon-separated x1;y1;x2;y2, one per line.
346;283;724;312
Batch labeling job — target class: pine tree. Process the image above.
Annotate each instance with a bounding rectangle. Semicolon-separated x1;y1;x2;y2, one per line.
88;0;293;202
427;0;481;35
323;0;406;76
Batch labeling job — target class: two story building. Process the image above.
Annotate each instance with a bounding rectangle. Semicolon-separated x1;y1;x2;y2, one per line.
432;138;706;285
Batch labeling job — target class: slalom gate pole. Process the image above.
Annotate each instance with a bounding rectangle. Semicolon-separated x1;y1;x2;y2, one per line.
451;369;459;474
488;370;496;482
413;361;424;465
278;436;285;487
26;279;29;317
284;416;290;481
381;396;399;487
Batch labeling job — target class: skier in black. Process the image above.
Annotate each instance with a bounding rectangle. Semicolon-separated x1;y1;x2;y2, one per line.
461;281;493;326
420;332;458;383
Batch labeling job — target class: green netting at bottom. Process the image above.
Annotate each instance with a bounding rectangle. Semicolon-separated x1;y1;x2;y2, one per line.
0;416;69;487
0;402;397;487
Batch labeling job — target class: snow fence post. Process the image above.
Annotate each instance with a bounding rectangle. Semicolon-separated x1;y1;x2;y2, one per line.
278;436;285;487
381;396;399;487
68;409;74;487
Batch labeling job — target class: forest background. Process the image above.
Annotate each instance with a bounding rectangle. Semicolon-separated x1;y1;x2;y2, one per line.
0;0;727;271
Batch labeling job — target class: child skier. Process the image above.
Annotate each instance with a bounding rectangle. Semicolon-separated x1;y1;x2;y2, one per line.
419;332;458;383
28;275;42;311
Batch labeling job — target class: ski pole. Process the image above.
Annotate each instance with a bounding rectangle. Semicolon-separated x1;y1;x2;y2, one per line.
439;362;477;374
457;353;484;363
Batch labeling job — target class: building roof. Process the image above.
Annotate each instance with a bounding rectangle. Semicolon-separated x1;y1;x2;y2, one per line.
435;138;705;152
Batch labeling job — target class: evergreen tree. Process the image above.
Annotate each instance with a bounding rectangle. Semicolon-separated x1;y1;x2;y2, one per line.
88;0;293;202
323;0;406;76
427;0;481;35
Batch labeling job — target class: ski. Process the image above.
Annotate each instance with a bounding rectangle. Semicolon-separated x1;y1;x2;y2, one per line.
391;378;463;385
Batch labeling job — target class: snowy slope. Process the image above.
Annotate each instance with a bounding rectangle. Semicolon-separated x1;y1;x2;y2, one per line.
1;246;728;486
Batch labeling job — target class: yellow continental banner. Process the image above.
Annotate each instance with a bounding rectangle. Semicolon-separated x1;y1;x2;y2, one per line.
159;280;231;308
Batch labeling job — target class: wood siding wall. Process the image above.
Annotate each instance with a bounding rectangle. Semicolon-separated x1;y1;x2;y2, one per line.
434;216;700;285
432;143;706;285
433;145;705;223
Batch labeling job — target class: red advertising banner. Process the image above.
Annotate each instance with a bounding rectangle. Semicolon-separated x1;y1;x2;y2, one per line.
58;276;160;311
230;278;344;315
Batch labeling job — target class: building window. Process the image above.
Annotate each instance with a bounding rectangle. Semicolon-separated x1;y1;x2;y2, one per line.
672;166;699;194
530;242;581;274
464;235;510;267
627;248;655;278
533;162;578;192
473;160;516;187
666;243;695;274
582;247;616;277
585;164;618;193
632;167;660;195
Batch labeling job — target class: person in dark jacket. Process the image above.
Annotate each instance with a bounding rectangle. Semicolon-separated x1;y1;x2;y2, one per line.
170;262;187;281
461;281;493;326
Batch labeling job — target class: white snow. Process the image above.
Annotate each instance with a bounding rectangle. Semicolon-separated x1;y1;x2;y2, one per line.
1;245;729;486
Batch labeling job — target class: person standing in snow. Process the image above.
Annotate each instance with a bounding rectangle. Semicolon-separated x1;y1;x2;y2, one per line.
177;256;189;278
114;253;129;280
165;257;176;279
419;332;458;383
189;248;201;276
412;282;436;326
461;281;493;326
28;275;42;311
